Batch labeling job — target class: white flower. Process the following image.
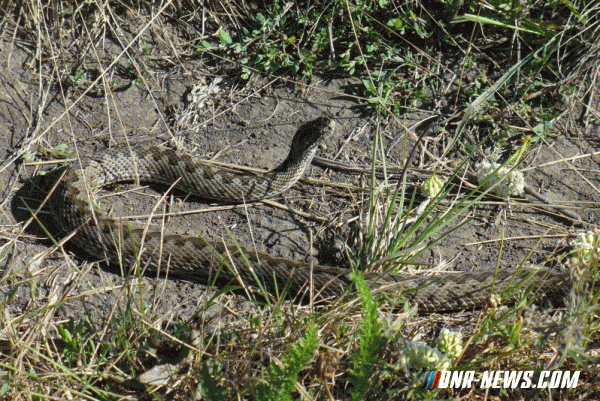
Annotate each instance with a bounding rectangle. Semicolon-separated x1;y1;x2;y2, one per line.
436;329;463;360
571;229;600;258
403;341;451;370
476;160;525;198
422;173;443;197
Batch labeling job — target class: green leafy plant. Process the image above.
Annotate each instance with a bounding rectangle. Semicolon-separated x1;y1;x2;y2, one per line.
57;317;99;367
348;273;387;400
49;143;75;159
68;69;88;85
255;324;318;401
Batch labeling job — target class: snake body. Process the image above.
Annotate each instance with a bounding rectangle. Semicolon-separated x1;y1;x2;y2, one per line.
50;117;569;313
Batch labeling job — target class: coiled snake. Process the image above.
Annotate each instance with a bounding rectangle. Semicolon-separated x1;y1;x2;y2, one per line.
50;117;569;313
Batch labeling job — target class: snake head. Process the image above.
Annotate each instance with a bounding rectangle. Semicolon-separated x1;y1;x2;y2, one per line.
287;117;335;159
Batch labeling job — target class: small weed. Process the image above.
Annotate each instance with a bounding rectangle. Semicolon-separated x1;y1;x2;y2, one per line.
49;144;75;159
199;360;227;401
348;273;387;400
255;323;318;400
57;316;104;367
22;152;36;162
68;69;88;85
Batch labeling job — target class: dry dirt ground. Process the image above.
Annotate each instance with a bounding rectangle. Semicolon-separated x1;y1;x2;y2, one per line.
1;32;599;336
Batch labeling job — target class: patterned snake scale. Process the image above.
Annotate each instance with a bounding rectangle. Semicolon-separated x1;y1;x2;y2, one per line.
50;117;570;313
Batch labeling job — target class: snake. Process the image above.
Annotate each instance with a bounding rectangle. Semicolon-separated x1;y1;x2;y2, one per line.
49;117;570;313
